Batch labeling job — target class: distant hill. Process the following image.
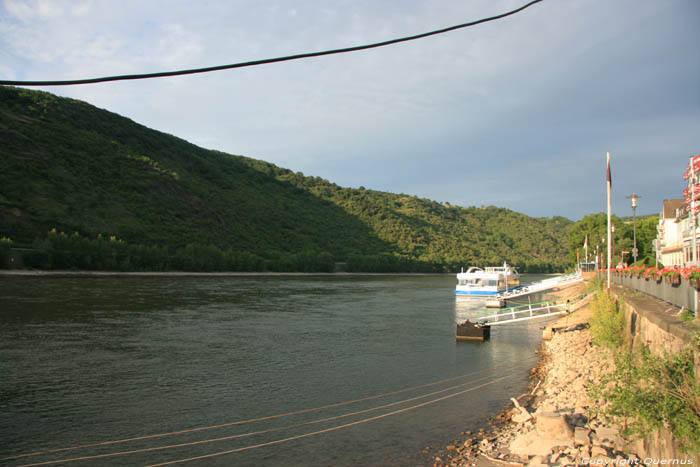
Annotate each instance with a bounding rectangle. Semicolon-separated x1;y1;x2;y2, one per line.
0;86;573;272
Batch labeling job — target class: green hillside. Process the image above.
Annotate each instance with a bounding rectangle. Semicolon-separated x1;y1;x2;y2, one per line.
0;86;572;272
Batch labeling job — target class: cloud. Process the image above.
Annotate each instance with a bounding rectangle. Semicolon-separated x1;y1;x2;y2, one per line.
1;0;697;220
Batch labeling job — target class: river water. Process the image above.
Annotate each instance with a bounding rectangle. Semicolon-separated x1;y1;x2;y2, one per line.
0;274;551;466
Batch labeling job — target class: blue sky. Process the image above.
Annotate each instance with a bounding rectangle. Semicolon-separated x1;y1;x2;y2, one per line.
1;0;698;220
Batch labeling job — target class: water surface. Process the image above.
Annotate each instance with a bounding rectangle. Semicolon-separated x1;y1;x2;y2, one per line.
0;274;549;466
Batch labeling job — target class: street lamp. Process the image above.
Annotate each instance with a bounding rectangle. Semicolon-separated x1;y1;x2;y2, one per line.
627;193;640;265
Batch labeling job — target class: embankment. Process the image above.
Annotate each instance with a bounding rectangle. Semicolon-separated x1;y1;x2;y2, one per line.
435;281;700;467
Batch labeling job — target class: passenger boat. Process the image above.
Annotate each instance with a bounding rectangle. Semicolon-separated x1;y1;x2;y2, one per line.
455;262;520;298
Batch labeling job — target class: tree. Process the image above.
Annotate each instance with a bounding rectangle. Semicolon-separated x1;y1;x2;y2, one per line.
568;213;633;267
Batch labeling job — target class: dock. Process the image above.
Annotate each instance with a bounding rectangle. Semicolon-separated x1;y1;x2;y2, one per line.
484;272;584;308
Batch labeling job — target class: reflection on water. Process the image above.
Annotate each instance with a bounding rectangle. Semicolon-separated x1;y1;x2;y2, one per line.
0;274;548;467
454;297;491;322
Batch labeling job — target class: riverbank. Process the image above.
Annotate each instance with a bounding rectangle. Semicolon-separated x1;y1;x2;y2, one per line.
0;269;567;277
0;269;441;276
433;283;643;467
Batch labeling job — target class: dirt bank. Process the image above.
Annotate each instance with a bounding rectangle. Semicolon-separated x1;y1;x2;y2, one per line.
433;283;645;467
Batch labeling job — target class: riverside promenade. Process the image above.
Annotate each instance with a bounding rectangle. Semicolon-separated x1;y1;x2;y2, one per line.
433;281;700;467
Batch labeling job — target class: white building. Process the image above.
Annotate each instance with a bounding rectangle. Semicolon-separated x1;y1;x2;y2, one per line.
657;199;684;267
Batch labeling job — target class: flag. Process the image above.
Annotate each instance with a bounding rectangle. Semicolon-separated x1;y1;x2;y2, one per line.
606;155;612;187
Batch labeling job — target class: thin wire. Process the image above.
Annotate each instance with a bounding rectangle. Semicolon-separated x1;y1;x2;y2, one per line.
144;374;517;467
0;0;543;87
16;366;532;467
1;358;532;462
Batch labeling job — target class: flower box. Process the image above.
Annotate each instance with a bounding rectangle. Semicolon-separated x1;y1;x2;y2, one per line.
666;275;681;286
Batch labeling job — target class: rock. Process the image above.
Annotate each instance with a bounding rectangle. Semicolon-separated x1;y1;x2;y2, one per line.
559;455;574;465
574;427;591;447
535;412;574;440
446;445;457;451
527;455;547;466
566;413;587;428
593;426;620;444
543;327;554;340
509;430;569;457
512;411;533;424
591;445;609;458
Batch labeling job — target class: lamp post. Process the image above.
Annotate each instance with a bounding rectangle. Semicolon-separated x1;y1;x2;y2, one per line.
627;193;640;265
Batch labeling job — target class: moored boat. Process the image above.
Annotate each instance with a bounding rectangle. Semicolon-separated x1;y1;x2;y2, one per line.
455;262;520;298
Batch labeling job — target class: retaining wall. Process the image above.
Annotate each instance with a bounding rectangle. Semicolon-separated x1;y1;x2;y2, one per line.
609;284;700;462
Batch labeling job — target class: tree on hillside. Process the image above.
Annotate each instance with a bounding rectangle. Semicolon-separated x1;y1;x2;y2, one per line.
568;213;635;267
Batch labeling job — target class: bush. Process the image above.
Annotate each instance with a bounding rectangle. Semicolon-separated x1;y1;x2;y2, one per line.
589;290;625;349
592;347;700;454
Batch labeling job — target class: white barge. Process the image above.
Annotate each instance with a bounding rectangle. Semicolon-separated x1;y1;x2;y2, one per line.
455;262;520;298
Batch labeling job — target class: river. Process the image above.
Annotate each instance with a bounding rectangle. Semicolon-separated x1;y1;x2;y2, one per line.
0;274;550;466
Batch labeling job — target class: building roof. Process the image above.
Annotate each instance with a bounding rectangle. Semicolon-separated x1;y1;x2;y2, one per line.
662;199;685;219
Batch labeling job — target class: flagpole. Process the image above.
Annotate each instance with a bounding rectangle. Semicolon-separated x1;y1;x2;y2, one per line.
607;152;612;290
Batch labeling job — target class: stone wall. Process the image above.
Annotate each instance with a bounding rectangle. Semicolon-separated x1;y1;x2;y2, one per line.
610;284;700;462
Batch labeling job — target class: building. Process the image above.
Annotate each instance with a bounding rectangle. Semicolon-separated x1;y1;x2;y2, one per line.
682;155;700;267
654;156;700;268
657;199;685;267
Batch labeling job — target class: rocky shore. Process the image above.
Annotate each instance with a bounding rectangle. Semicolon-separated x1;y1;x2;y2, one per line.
434;290;640;467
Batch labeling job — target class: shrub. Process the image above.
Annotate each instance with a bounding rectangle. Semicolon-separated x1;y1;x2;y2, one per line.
589;290;625;349
592;347;700;454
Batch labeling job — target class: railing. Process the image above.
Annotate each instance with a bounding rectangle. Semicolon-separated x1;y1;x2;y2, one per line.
476;302;568;325
496;272;583;300
475;294;590;326
603;270;698;315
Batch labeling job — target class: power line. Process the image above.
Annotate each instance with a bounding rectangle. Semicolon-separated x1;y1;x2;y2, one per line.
2;358;534;463
0;0;543;87
145;374;517;467
17;370;527;466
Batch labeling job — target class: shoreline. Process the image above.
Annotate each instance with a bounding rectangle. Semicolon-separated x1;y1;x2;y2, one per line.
0;269;445;277
432;283;635;467
0;269;565;277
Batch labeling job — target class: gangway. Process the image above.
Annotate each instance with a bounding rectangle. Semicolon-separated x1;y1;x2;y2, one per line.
474;292;592;326
496;272;583;301
476;301;570;326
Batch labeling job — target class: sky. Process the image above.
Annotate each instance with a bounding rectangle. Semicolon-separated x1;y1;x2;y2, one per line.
1;0;698;220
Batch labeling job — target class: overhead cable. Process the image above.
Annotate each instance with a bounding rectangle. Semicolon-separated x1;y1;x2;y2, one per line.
0;0;543;87
2;358;534;463
16;370;525;466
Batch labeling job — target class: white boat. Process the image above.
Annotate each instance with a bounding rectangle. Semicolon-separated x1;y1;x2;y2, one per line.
455;262;520;298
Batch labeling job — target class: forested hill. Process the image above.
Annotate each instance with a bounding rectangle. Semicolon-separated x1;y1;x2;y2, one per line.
0;86;572;272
